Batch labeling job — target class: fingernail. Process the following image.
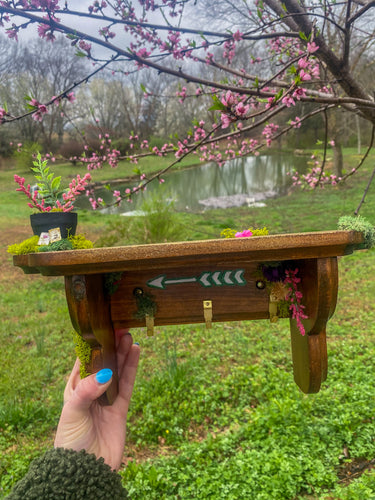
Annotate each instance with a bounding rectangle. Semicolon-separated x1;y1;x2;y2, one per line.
134;342;140;346
95;368;113;384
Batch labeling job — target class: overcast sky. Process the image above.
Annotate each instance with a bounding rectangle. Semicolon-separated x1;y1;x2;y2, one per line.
9;1;192;60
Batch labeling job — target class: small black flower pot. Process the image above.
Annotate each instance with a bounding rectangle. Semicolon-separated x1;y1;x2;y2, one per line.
30;212;78;239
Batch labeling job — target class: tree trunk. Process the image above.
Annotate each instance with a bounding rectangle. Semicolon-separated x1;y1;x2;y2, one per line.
332;141;343;177
355;115;361;154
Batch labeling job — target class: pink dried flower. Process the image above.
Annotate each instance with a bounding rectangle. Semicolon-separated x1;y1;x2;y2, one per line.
235;229;253;238
284;268;308;335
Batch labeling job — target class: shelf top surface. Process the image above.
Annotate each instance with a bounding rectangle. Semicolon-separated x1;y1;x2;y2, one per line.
13;230;364;276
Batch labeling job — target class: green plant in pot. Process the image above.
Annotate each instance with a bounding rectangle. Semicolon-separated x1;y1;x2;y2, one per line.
14;153;91;238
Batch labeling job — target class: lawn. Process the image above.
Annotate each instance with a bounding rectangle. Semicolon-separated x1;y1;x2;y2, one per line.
0;149;374;499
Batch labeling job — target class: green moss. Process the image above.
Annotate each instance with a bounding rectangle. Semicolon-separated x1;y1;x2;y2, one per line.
220;227;269;238
69;234;94;250
251;227;269;236
134;291;157;320
7;234;93;255
38;239;74;252
7;236;39;255
104;272;123;295
277;301;290;318
73;332;92;379
337;215;375;249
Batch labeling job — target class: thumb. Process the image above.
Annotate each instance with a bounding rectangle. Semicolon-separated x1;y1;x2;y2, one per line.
69;368;113;410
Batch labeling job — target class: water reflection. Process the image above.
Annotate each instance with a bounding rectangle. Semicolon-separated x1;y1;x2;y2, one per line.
93;153;307;214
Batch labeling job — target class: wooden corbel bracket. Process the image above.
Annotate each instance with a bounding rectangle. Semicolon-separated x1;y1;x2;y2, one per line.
289;257;338;393
65;274;118;405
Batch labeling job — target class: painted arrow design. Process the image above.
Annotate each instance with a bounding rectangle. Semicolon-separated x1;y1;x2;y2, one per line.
147;269;246;289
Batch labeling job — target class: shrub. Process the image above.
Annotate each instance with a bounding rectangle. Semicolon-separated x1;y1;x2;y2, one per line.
111;137;131;155
58;140;85;160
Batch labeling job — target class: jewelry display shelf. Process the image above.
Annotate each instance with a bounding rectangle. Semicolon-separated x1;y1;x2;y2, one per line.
14;230;364;404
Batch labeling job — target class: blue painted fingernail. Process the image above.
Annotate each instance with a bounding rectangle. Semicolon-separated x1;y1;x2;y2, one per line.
95;368;113;384
134;342;140;346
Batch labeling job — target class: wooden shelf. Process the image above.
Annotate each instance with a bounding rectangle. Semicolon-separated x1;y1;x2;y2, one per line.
13;230;365;402
14;230;364;276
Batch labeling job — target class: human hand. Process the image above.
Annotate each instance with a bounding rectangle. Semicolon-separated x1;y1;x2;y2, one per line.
54;330;140;471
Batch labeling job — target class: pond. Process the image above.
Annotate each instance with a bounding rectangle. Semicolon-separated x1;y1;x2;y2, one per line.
91;153;308;215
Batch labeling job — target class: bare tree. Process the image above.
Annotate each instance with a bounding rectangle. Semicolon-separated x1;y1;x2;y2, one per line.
0;35;88;148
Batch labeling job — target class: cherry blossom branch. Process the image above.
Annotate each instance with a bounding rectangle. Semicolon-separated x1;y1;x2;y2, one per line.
112;103;332;169
2;4;375;112
52;9;301;41
95;125;219;208
0;56;116;124
284;268;308;336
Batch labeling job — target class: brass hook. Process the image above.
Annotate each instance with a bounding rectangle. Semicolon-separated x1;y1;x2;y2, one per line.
203;300;212;329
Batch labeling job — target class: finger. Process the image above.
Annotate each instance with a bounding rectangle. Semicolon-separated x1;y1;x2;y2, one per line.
116;332;134;375
115;328;130;349
63;358;81;403
114;343;140;413
68;368;113;411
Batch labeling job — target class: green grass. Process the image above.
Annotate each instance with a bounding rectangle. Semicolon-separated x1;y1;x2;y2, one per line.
0;149;375;498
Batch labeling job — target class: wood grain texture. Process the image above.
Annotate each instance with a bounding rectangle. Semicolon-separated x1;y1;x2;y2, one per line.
65;274;118;405
13;230;364;276
110;262;269;329
290;258;338;393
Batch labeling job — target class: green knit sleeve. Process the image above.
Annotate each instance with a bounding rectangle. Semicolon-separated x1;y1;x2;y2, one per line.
6;448;128;500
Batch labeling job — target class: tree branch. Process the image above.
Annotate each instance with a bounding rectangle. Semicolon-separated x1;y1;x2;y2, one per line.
354;164;375;215
348;0;375;24
343;0;352;68
315;109;329;187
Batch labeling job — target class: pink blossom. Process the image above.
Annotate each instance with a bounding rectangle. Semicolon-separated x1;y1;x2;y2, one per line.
235;229;253;238
299;69;311;81
99;26;115;39
220;113;233;129
32;103;48;122
194;127;206;141
79;40;92;53
290;117;301;128
282;95;295;107
298;57;309;69
7;25;19;41
176;86;187;103
31;0;60;10
135;47;151;67
311;64;320;78
292;88;306;100
232;30;243;42
0;107;8;121
235;102;250;116
221;91;236;108
37;22;56;41
307;42;319;53
284;268;308;336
